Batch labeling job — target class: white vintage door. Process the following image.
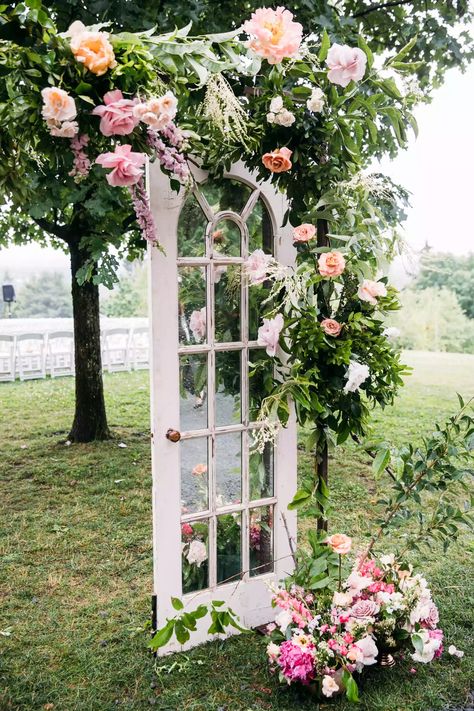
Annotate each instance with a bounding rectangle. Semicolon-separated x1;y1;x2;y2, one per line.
149;161;297;654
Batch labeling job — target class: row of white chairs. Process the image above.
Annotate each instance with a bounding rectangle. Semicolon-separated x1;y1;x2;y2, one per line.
0;327;149;382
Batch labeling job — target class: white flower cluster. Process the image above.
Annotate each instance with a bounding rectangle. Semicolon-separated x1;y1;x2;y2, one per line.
306;87;325;113
343;360;370;393
266;96;295;126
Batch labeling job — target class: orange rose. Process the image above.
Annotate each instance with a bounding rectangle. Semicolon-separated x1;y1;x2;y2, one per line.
68;21;117;76
325;533;352;555
262;147;292;173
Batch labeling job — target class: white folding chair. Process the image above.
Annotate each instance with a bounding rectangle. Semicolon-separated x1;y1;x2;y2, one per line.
16;333;47;381
102;328;132;373
129;327;149;370
0;335;17;382
47;331;75;378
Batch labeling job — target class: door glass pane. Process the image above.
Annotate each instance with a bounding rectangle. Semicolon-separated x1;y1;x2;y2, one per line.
200;179;252;215
180;353;207;430
249;435;274;501
216;432;242;508
215;351;241;427
249;283;272;341
180;437;208;514
214;265;241;342
249;505;273;577
179;266;207;346
178;192;207;258
182;519;209;593
217;512;242;585
247;198;273;254
248;349;273;421
212;219;241;257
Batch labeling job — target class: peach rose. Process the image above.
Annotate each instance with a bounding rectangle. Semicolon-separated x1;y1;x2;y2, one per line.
326;533;352;555
318;251;346;277
68;21;117;76
262;147;292;173
321;318;342;336
243;6;303;65
293;223;316;242
357;279;387;305
192;463;207;476
48;120;79;138
41;87;77;123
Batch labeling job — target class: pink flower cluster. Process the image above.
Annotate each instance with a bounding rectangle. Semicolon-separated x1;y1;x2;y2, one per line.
273;588;313;629
147;128;189;181
69;134;91;178
278;640;315;684
129;178;158;244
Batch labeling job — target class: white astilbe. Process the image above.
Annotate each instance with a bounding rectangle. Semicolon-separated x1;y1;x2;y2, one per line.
252;416;281;454
339;172;395;201
202;73;251;147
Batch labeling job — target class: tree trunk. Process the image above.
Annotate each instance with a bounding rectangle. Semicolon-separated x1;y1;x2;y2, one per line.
68;238;110;442
316;218;330;532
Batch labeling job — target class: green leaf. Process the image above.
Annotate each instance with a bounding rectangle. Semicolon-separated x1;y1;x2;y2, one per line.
388;35;418;65
149;620;174;650
345;673;360;703
288;489;311;510
372;448;391;477
174;620;190;645
412;632;424;653
171;596;184;611
319;29;330;63
357;35;373;69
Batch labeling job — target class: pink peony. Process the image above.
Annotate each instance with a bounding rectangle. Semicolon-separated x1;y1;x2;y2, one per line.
41;87;77;123
92;90;139;136
189;307;206;342
262;147;292;173
95;144;146;187
321;318;342;337
293;223;316;242
277;640;315;685
245;249;272;284
257;313;284;357
318;251;346;277
243;7;303;65
358;279;387;305
326;44;367;88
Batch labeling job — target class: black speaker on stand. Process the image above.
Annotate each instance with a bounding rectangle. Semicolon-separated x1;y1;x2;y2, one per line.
2;284;15;318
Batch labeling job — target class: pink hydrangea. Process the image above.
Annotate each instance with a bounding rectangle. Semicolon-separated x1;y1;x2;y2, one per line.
277;640;315;684
96;144;146;187
243;7;303;65
326;44;367;88
257;313;284;357
92;89;139;136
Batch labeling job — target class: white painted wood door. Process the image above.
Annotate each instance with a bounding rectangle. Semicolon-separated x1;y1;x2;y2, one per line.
149;161;297;654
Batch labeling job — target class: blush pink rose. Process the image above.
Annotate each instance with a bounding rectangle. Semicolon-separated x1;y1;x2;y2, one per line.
293;223;316;242
321;318;342;336
262;147;292;173
325;533;352;555
257;313;284;357
192;463;207;476
245;249;272;284
92;90;139;136
48;120;79;138
243;7;303;65
318;251;346;277
326;44;367;88
189;307;206;342
133;92;177;129
357;279;387;305
41;87;77;123
95;144;146;187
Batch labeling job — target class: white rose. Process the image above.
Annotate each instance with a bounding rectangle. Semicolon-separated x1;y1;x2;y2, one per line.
322;675;340;698
380;553;395;566
266;112;276;123
275;609;292;632
411;630;441;663
186;540;207;566
307;87;325;113
448;645;464;659
269;95;284;113
332;591;354;607
276;109;295;126
267;642;280;660
343;360;370;394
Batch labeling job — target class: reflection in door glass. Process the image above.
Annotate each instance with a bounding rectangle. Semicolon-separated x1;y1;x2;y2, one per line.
248;349;273;421
249;434;274;500
180;437;209;514
215;351;241;427
217;512;242;584
178;266;207;345
177;192;207;258
182;519;209;593
249;282;272;341
249;505;273;577
180;353;208;431
212;219;241;257
214;265;241;342
247;198;273;254
200;179;252;215
216;432;242;507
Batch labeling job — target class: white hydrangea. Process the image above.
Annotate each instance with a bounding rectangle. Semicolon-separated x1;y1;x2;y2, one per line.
306;87;325;113
343;360;370;393
186;540;207;566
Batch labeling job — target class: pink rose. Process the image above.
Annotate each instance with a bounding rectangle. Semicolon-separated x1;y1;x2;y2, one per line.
245;249;272;284
321;318;342;336
293;223;316;242
350;599;380;620
357;279;387;305
243;7;303;65
318;251;346;277
95;144;146;187
262;147;292;173
192;463;207;476
133;92;177;129
181;523;193;536
189;307;206;342
325;533;352;555
257;313;284;357
48;120;79;138
41;87;77;123
92;90;139;136
326;44;367;88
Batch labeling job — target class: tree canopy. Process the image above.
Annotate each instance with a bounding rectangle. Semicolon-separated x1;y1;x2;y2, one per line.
414;251;474;320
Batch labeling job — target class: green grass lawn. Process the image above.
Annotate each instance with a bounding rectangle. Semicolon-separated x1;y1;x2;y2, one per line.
0;351;473;711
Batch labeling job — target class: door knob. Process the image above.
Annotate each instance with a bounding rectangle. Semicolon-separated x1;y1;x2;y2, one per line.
166;428;181;442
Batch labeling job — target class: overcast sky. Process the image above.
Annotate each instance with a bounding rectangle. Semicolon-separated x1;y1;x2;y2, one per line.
0;63;473;279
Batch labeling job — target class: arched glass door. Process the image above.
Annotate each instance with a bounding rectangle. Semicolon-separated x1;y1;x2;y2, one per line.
149;161;297;653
